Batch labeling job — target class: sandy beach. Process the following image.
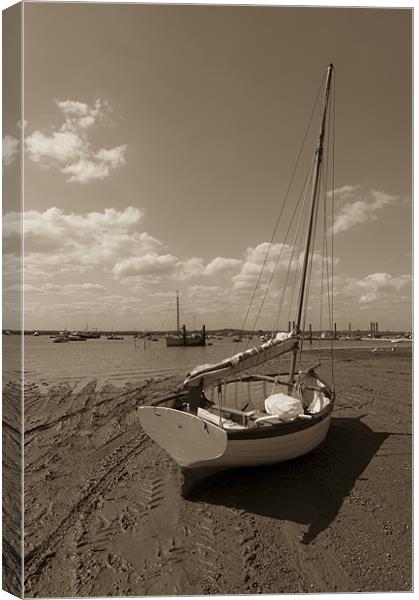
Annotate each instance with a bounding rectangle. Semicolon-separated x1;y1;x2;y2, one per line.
18;346;411;596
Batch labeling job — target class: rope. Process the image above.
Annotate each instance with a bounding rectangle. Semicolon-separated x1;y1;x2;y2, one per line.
286;179;312;328
317;100;331;364
319;171;327;363
330;74;336;385
271;165;314;334
238;72;327;337
217;381;223;427
249;165;313;343
299;164;323;369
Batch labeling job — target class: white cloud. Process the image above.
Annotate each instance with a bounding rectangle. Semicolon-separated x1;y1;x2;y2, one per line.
26;130;85;164
232;242;295;291
25;98;127;183
96;145;126;168
57;98;111;131
332;186;399;234
203;256;242;276
4;204;411;330
3;135;19;167
61;159;110;183
4;207;148;281
9;282;106;295
112;253;180;278
353;272;411;305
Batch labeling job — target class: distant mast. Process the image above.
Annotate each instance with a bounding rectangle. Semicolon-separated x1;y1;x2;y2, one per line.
176;291;180;334
289;63;334;388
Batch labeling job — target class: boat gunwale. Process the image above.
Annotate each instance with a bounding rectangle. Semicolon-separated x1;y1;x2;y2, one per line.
225;401;333;440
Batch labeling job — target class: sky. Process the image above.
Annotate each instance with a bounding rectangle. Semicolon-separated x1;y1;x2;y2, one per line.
2;3;412;331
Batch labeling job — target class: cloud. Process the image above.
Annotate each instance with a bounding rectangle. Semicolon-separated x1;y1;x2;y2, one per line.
6;282;107;295
232;242;296;291
352;272;411;305
95;146;126;168
332;186;399;234
26;130;85;164
60;145;127;183
61;159;111;183
3;135;19;167
5;204;411;331
3;207;151;283
25;98;127;183
203;256;242;276
112;253;180;278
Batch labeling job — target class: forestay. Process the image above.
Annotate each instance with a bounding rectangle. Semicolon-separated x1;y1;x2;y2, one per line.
183;332;299;389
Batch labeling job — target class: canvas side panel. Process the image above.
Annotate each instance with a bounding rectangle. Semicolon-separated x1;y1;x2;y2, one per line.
2;2;23;598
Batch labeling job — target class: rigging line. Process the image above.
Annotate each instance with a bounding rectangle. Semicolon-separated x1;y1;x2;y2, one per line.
288;168;315;329
301;186;320;336
248;165;314;341
322;80;334;377
271;168;314;335
319;84;332;364
282;172;313;332
319;172;327;363
239;71;327;334
330;74;336;382
324;85;333;331
299;164;324;368
286;177;312;329
324;81;333;370
268;166;314;335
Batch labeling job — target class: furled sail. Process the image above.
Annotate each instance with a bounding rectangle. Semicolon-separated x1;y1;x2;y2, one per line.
183;332;299;389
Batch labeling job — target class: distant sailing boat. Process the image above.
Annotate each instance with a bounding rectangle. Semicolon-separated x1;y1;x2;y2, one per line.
165;291;206;347
139;64;336;495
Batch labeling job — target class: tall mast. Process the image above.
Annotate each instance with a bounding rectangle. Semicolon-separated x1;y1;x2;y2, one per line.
176;290;180;334
288;63;334;388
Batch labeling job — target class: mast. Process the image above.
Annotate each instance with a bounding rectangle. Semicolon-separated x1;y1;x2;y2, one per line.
176;290;180;334
288;63;334;388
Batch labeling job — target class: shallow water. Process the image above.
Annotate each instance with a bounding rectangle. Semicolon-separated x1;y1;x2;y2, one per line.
4;334;411;386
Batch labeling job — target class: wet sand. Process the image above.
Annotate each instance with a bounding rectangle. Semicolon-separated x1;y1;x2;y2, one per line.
19;347;411;595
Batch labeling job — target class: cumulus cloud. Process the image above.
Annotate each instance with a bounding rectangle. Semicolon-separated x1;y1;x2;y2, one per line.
3;135;19;167
26;130;85;164
6;203;411;330
232;242;295;291
25;98;127;183
112;254;180;278
8;282;107;295
3;207;151;282
352;272;411;305
332;186;399;234
203;256;242;276
95;146;126;168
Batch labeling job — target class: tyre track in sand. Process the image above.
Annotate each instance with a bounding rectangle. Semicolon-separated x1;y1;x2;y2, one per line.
24;431;150;594
180;491;261;594
278;519;357;593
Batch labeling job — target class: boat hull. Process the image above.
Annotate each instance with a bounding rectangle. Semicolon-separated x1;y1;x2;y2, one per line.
138;405;332;488
165;336;206;347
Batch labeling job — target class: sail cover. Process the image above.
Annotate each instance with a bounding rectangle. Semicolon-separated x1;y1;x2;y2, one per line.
183;332;299;389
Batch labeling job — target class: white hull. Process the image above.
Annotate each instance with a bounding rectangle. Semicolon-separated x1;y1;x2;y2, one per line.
211;414;331;472
138;406;332;480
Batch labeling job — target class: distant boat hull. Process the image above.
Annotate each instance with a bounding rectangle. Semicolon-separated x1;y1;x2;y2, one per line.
166;336;206;347
138;405;332;493
52;336;69;343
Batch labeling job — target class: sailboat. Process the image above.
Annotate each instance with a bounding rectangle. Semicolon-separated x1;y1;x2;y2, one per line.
165;291;206;347
139;64;336;495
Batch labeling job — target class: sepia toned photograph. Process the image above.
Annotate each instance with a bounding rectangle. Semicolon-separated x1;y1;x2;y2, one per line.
2;2;412;597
